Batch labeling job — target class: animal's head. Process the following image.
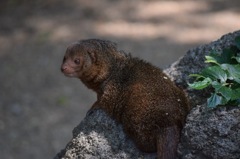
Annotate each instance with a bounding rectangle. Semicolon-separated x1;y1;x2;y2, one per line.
61;40;98;78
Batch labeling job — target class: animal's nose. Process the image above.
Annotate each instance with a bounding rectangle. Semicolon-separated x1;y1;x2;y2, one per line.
61;66;67;72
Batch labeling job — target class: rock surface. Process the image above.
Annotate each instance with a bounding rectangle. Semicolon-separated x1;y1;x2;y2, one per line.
54;110;156;159
178;104;240;159
55;30;240;159
166;30;240;159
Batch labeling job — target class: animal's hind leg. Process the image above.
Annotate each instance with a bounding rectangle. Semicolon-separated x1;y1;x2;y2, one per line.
157;125;180;159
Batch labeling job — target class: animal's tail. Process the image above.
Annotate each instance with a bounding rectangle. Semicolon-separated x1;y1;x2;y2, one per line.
157;125;180;159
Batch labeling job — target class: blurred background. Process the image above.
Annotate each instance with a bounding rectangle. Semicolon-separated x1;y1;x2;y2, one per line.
0;0;239;158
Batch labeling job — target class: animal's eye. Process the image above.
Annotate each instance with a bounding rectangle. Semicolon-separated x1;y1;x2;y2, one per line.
63;56;66;62
74;58;80;65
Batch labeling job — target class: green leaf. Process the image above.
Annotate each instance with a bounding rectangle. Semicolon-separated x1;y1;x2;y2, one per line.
218;86;233;101
231;88;240;100
229;45;240;64
189;36;240;108
201;66;227;83
205;55;219;65
211;81;222;91
221;64;240;83
221;48;236;64
208;49;235;64
207;93;227;108
231;81;240;89
235;36;240;50
188;77;212;90
212;82;233;101
189;74;205;78
208;51;222;64
232;55;240;63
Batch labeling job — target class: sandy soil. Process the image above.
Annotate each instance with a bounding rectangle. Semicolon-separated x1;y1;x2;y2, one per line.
0;0;239;158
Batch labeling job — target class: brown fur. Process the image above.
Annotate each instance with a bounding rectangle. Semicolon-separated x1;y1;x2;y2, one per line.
61;39;190;159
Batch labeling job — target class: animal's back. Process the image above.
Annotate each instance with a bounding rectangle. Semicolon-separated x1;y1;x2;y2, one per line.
111;57;189;152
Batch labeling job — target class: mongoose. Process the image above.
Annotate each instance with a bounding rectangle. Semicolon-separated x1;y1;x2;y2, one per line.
61;39;190;159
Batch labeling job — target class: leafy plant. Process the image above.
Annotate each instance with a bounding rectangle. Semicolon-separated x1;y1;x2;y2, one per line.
188;36;240;108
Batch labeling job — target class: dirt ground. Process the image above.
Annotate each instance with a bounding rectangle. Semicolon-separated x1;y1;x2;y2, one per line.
0;0;239;159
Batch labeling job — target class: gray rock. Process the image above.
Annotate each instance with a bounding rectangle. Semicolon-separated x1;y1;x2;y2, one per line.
165;30;240;159
178;105;240;159
55;30;240;159
54;109;156;159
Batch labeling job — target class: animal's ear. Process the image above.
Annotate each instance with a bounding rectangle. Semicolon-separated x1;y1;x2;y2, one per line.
87;40;102;63
87;50;97;63
82;39;103;63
